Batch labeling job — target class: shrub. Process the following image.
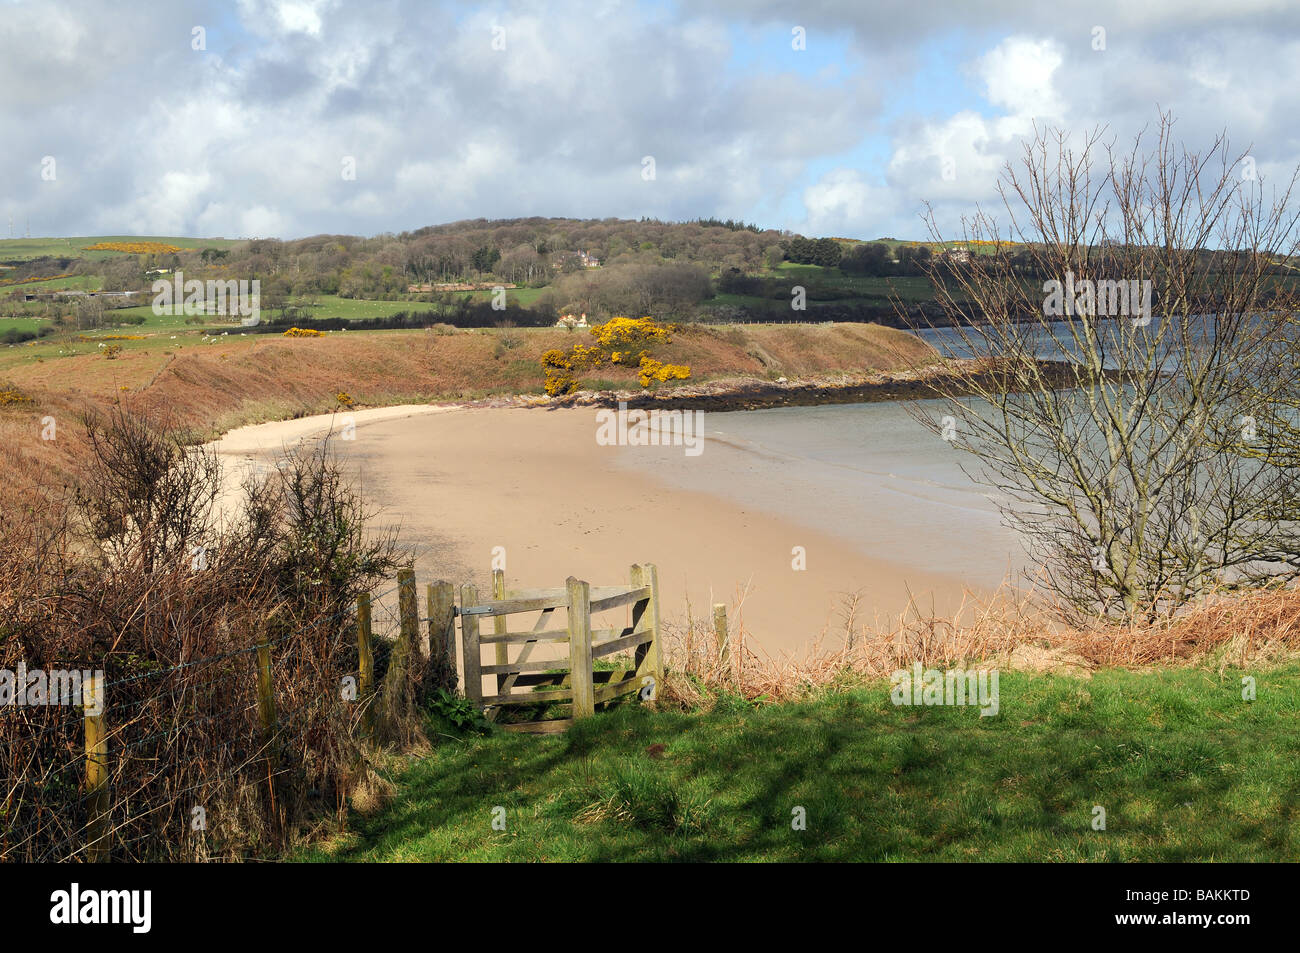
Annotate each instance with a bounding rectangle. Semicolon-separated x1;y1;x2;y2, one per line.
544;372;579;396
84;241;183;254
496;323;523;350
541;348;572;370
569;343;604;368
538;316;684;395
0;410;406;861
637;356;691;388
1;326;55;345
589;316;672;349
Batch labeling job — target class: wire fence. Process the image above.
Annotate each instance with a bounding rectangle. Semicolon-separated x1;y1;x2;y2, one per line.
0;577;442;863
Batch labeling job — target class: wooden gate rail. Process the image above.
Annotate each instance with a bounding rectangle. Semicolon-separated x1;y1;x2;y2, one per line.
459;563;662;733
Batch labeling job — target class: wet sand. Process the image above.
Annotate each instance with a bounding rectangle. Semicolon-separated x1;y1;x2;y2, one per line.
211;404;982;658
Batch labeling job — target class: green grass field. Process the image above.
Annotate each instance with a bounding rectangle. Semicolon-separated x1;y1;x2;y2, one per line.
299;663;1300;862
0;273;102;292
770;264;946;302
0;316;53;334
81;293;424;331
0;235;243;262
284;295;424;320
704;268;945;316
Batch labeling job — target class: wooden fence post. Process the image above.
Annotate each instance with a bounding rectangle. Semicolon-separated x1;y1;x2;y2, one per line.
647;564;664;687
713;603;730;680
426;581;457;692
567;577;594;719
256;636;280;842
380;569;418;727
460;584;483;710
630;564;664;691
397;567;419;661
256;640;277;737
492;569;509;694
82;673;109;862
356;592;374;736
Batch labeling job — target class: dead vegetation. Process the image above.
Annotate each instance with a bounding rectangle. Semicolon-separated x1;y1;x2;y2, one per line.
660;582;1300;706
0;409;438;861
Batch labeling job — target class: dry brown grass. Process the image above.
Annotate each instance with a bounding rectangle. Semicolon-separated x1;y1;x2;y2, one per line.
0;411;420;862
673;322;937;378
661;583;1300;706
0;322;937;505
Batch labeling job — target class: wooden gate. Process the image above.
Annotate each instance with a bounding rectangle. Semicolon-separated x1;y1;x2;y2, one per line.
459;564;663;733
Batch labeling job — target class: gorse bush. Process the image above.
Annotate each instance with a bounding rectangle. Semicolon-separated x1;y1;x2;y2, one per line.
0;271;76;287
84;241;183;254
588;316;672;349
637;356;690;388
0;385;34;406
539;316;690;395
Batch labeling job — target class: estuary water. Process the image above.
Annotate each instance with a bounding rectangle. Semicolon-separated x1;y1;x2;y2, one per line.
614;399;1027;590
626;315;1265;594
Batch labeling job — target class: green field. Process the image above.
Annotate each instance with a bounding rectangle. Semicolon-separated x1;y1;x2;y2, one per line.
95;293;426;330
0;273;102;292
0;316;51;335
0;235;243;262
772;265;940;301
299;663;1300;862
705;267;944;316
287;294;432;320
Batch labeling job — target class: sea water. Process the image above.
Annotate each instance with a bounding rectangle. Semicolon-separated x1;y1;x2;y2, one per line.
616;399;1026;588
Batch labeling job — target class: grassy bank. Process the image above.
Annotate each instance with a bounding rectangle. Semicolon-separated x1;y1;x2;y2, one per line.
0;321;937;506
0;235;243;262
299;663;1300;862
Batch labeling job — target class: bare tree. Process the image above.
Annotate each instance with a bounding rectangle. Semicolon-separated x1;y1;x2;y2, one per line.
901;113;1300;622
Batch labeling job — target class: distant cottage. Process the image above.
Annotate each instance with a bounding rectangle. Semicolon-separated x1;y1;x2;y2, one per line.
552;250;601;270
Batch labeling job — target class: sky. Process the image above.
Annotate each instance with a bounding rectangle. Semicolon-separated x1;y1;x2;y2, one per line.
4;0;1300;242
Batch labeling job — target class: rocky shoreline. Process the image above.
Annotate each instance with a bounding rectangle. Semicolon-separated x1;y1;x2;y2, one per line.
452;358;1085;413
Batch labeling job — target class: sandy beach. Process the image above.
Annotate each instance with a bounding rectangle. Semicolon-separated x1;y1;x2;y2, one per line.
210;403;988;659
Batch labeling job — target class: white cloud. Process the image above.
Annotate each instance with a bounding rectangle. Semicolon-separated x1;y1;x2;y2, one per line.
977;36;1064;119
798;169;900;237
6;0;1300;241
276;1;327;35
237;0;332;37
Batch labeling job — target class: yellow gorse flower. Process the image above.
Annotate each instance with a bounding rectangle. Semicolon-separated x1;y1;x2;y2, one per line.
539;316;689;395
637;356;691;388
84;241;183;254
